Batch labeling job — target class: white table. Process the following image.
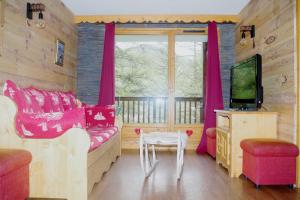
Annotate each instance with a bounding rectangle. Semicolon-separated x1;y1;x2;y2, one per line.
139;131;188;180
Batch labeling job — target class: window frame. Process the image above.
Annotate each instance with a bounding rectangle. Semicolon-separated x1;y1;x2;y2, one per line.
115;27;209;129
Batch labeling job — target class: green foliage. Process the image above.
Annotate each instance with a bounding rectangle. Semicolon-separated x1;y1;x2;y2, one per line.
175;42;203;97
116;43;168;97
231;59;256;99
116;40;204;98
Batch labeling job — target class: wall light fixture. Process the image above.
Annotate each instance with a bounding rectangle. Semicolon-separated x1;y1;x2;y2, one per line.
26;2;46;29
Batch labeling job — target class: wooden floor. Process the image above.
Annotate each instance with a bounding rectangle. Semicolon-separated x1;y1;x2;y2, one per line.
89;151;300;200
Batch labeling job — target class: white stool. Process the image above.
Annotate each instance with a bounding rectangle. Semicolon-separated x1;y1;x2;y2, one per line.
139;130;188;180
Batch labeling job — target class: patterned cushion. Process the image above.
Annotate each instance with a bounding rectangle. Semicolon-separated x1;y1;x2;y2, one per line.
15;108;86;139
85;105;115;128
58;92;77;111
3;80;86;138
40;90;54;112
47;91;65;112
66;92;78;109
26;88;46;109
3;80;41;114
3;80;117;151
87;126;118;152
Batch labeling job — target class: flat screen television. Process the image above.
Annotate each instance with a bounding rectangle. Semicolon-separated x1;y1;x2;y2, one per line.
230;54;263;110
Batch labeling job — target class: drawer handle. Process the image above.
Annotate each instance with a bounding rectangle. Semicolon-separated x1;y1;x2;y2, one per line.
219;115;230;119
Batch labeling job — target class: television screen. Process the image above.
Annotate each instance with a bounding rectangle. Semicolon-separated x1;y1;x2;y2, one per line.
230;54;262;110
231;59;256;99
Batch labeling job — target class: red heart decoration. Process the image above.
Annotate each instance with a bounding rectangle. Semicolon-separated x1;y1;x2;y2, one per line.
186;130;193;136
134;128;141;135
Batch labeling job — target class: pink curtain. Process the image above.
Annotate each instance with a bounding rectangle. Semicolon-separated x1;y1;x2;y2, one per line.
196;21;224;154
98;23;115;106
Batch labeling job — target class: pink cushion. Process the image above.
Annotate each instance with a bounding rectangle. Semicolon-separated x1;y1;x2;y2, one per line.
206;128;216;139
3;80;24;112
87;126;118;152
57;92;77;111
85;105;115;128
25;88;47;111
67;92;77;108
3;80;117;151
240;139;299;157
15;108;86;139
23;89;42;113
3;80;41;114
47;91;64;112
3;80;86;139
40;90;56;112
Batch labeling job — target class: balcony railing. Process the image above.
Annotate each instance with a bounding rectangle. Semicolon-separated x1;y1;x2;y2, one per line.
116;97;203;124
175;97;203;124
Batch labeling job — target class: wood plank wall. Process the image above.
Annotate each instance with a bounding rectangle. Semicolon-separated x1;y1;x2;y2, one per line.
0;0;77;93
296;0;300;188
236;0;296;142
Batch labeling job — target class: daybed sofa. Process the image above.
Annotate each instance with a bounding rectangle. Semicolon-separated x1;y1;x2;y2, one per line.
0;80;121;200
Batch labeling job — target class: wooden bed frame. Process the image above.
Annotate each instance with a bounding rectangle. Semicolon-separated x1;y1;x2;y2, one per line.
0;95;121;200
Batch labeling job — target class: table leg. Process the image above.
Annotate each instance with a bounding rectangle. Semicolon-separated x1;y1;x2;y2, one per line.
139;135;145;175
176;134;181;179
141;144;158;178
145;143;149;174
152;144;156;162
177;134;185;180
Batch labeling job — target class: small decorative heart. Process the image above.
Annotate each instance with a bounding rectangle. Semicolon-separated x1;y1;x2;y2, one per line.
134;128;141;135
186;130;193;136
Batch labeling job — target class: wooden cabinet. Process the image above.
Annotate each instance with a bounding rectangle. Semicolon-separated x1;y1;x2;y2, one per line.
216;128;230;169
215;110;277;178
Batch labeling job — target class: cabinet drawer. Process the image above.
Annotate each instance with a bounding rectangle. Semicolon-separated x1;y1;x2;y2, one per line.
217;114;231;132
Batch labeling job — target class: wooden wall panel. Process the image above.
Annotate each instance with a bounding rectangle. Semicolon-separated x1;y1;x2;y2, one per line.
236;0;296;142
296;0;300;188
0;0;77;92
120;124;202;151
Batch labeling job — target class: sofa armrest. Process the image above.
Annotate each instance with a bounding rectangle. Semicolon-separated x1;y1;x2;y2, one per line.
0;95;90;199
0;96;17;130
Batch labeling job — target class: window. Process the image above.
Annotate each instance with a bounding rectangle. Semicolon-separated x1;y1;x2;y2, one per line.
116;35;168;97
175;35;207;124
115;29;207;125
